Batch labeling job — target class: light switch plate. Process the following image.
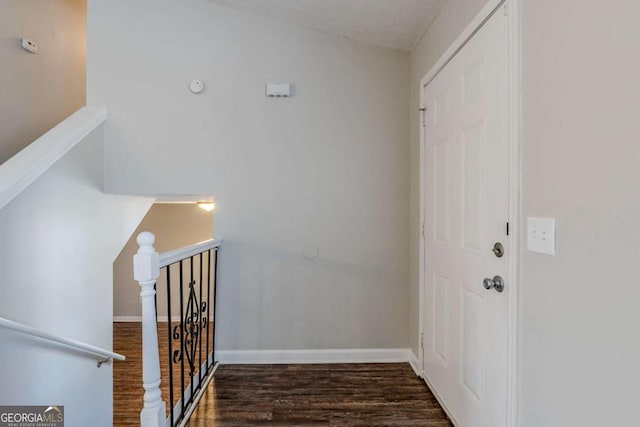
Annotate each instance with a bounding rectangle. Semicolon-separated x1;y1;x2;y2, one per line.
527;217;556;255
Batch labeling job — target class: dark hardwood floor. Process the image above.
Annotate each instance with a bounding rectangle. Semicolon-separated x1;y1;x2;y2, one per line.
114;323;452;426
113;322;145;427
113;322;214;427
187;364;452;427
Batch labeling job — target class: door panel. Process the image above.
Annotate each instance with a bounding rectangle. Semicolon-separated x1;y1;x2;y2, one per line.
422;8;509;427
434;138;451;242
461;121;486;254
433;273;449;364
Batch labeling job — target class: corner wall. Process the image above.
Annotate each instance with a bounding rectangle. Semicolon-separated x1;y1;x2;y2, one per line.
0;0;86;164
88;0;411;351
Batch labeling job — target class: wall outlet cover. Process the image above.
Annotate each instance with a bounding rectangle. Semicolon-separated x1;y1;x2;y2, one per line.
527;217;556;255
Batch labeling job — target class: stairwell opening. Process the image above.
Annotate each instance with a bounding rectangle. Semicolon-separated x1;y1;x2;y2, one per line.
111;202;214;426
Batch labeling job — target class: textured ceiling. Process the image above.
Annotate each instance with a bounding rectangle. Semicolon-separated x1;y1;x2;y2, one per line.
207;0;446;51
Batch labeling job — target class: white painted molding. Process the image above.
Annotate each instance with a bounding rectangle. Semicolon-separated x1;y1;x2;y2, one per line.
134;232;166;427
419;0;507;88
215;348;413;365
114;316;182;323
159;238;222;269
153;195;214;203
506;1;522;426
0;107;108;211
114;316;143;322
408;350;422;378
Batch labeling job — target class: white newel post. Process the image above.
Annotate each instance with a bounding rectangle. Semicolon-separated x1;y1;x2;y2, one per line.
133;232;167;427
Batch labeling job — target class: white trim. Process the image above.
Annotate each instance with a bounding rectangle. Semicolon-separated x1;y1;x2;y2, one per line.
154;195;214;203
418;36;427;375
408;350;422;378
159;238;222;268
0;107;108;211
506;1;522;426
419;0;507;88
113;316;182;322
417;1;521;426
113;316;142;322
215;348;413;365
418;83;426;376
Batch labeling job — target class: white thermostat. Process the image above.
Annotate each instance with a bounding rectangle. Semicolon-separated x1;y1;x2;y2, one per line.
265;82;291;97
189;80;204;94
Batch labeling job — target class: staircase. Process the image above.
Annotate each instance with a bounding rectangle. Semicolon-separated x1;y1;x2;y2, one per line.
0;107;154;426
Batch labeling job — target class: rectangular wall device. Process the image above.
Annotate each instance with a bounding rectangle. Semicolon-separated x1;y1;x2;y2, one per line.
265;82;291;97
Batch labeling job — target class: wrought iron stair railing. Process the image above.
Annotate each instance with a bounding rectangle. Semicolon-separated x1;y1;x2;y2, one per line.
134;232;222;427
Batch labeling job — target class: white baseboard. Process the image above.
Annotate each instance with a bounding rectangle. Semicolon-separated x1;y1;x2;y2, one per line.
408;350;422;378
215;348;414;365
113;316;181;322
113;316;141;322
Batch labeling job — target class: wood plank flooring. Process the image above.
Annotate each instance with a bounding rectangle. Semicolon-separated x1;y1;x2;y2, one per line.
187;364;452;426
113;322;215;427
114;323;452;426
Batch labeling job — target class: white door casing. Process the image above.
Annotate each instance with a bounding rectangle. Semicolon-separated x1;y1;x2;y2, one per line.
421;6;510;427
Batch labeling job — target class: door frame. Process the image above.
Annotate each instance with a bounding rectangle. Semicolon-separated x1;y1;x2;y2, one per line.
417;0;521;425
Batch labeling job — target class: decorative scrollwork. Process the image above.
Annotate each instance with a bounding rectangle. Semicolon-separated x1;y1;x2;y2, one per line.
162;250;219;427
171;324;183;363
178;280;210;378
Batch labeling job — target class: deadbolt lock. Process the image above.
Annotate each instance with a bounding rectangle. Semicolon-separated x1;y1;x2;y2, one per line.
492;242;504;258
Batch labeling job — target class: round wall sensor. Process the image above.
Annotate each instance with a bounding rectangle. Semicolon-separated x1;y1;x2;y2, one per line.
303;245;320;261
189;80;204;94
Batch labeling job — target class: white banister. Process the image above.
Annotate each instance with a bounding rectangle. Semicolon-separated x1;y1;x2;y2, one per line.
0;316;124;367
159;238;222;268
134;232;167;427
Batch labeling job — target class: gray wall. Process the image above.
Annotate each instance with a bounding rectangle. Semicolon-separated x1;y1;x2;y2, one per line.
520;0;640;425
0;0;86;164
88;0;411;351
0;125;152;426
113;203;214;318
411;0;640;425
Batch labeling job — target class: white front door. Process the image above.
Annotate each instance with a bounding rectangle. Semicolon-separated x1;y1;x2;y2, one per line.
422;8;509;427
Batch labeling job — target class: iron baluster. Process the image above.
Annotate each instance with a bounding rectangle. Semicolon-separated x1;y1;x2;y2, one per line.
166;265;174;426
179;259;185;420
199;252;203;385
206;249;212;372
212;248;218;366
